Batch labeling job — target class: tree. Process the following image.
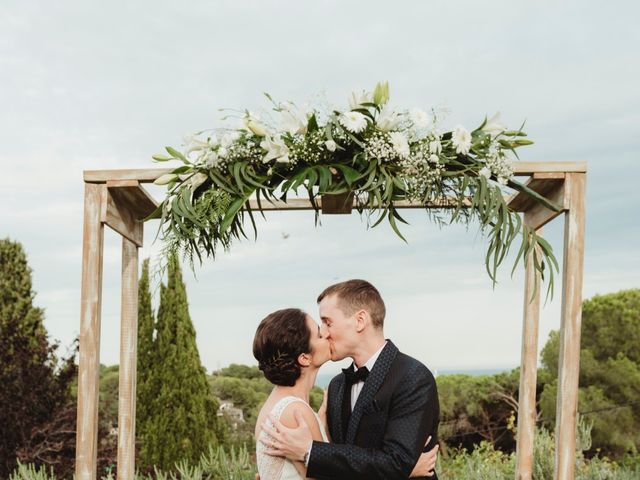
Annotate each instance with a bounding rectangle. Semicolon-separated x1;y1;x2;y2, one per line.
539;289;640;456
136;259;155;447
139;255;224;470
0;238;76;478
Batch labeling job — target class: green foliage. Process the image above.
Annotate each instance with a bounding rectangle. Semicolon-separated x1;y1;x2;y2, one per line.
137;259;156;443
437;369;523;450
0;238;76;478
149;84;559;298
139;255;225;471
539;289;640;456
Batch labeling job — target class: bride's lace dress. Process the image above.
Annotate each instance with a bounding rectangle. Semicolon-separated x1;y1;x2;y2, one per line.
256;396;328;480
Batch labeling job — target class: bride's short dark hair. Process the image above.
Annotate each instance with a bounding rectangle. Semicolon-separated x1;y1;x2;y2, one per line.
253;308;311;386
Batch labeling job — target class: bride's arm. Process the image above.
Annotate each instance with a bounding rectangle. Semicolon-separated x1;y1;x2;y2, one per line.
317;389;332;442
279;404;324;480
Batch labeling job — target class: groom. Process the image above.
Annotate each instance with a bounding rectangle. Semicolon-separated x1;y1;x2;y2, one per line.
262;279;440;479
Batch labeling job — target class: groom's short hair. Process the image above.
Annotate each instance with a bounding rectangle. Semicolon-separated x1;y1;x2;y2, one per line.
317;279;385;329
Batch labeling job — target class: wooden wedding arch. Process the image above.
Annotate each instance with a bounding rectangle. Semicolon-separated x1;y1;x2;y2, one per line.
76;161;586;480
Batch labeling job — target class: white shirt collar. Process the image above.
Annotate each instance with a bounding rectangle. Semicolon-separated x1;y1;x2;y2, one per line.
354;340;387;372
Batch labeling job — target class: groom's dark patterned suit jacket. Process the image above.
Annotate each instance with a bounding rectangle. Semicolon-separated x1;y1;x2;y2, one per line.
307;340;439;480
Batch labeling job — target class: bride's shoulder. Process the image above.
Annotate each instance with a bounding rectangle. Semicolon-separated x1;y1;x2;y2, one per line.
279;398;320;431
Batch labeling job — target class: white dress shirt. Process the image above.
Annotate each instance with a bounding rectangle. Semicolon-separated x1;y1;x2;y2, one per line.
350;341;387;410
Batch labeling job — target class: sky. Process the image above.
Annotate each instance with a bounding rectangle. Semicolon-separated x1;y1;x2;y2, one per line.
1;1;639;377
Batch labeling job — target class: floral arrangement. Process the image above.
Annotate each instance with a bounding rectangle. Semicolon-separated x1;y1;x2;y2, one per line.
148;82;560;297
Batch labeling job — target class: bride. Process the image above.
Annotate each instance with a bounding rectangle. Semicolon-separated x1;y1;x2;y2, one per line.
253;308;436;480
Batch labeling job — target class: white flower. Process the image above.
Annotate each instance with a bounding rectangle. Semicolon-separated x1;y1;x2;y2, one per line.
482;112;506;138
389;131;410;159
348;89;373;109
497;176;509;186
260;135;290;164
376;104;400;132
185;172;208;190
217;146;228;158
428;139;442;155
244;112;268;137
339;111;368;133
452;125;472;155
220;132;240;148
429;154;440;164
204;151;219;168
479;166;492;179
280;103;308;135
409;108;430;130
154;173;178;186
184;134;217;155
325;140;337;152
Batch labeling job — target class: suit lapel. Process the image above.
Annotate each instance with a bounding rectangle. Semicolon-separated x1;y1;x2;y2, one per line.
345;340;399;444
329;374;346;443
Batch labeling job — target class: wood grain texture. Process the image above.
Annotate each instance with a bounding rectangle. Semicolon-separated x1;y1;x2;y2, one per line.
75;183;105;480
82;161;587;183
116;238;139;480
515;219;543;480
554;173;587;480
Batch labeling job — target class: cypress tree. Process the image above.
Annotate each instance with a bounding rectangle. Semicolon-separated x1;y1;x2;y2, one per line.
0;238;75;477
141;255;221;470
136;258;155;467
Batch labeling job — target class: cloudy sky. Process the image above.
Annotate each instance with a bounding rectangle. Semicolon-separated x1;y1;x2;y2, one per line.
2;1;638;377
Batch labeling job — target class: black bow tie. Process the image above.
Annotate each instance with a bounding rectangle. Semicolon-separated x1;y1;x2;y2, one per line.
343;365;370;385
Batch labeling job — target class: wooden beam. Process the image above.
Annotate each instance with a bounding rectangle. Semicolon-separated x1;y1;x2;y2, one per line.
106;180;158;220
515;218;543;480
508;175;566;213
116;238;139;480
554;172;587;480
521;181;567;231
82;161;587;184
75;183;105;480
101;186;144;247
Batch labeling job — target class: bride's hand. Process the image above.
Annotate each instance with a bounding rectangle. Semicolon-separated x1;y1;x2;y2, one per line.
409;436;439;478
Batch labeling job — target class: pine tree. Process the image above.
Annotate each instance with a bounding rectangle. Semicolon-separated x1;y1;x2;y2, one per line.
0;238;75;477
140;255;222;470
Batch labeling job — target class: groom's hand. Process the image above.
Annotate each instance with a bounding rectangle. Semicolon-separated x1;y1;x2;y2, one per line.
260;410;313;462
410;436;439;478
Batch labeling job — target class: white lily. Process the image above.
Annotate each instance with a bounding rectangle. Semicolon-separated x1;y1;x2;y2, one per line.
280;103;308;135
482;112;506;137
244;112;269;137
376;104;400;132
184;134;217;155
260;135;290;164
348;89;373;109
154;173;178;186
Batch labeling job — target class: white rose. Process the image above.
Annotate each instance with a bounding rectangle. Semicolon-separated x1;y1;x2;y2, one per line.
452;125;472;155
339;111;368;133
389;131;410;159
218;146;228;158
376;104;400;132
325;140;337;152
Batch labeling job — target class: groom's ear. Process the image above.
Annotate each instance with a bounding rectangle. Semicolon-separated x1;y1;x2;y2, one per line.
354;309;368;333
